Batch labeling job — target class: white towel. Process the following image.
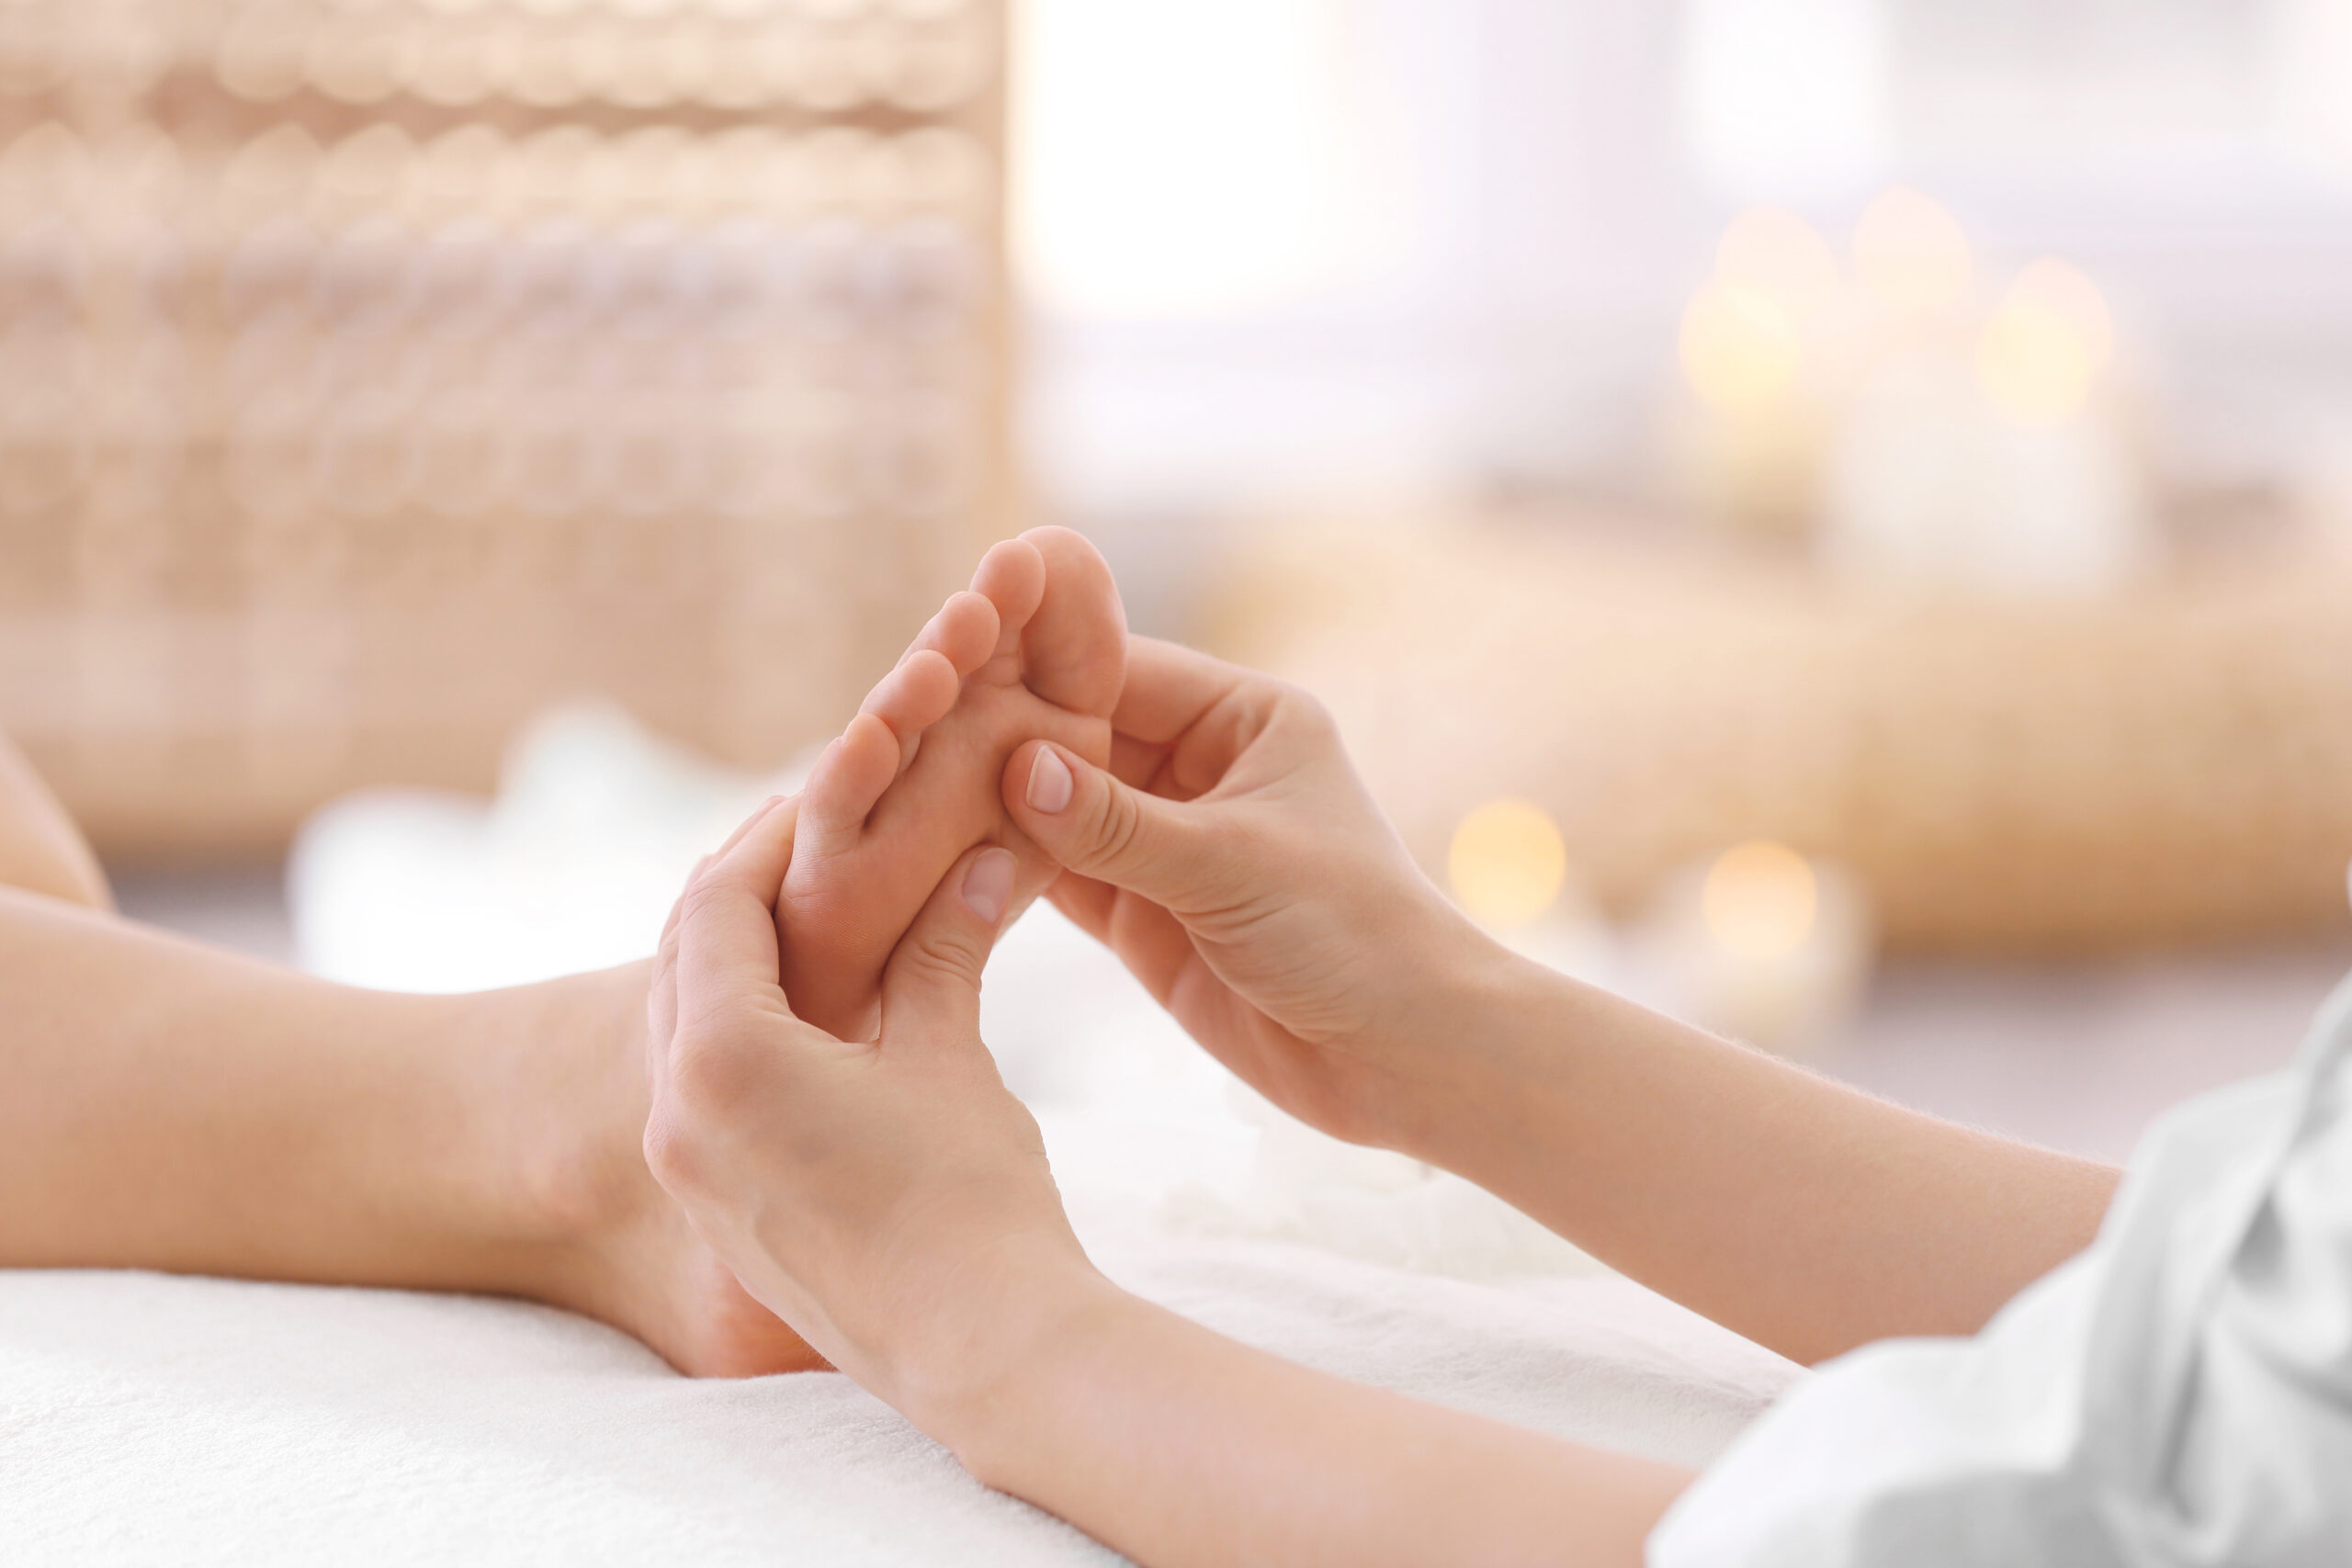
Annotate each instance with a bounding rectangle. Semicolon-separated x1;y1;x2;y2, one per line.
0;711;1796;1562
0;1236;1792;1565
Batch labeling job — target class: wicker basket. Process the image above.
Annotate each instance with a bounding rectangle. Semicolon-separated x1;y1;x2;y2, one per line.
0;0;1010;857
1211;512;2352;954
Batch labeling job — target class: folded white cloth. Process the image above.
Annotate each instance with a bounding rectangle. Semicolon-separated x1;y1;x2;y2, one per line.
0;1235;1793;1565
1653;972;2352;1567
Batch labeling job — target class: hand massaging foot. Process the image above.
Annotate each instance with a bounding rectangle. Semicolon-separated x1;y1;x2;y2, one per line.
778;526;1126;1041
553;531;1121;1376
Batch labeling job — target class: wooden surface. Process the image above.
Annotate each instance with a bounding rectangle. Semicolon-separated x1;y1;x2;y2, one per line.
1210;513;2352;954
0;0;1009;857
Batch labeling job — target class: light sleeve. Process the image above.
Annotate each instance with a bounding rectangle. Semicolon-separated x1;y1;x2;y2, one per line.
1648;976;2352;1568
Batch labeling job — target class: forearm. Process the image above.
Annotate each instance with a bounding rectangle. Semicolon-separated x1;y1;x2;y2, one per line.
1412;953;2119;1365
0;886;623;1294
941;1273;1690;1568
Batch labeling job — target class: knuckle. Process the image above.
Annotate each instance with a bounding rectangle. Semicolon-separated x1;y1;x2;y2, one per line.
900;927;986;990
676;871;741;931
639;1110;702;1194
1090;779;1146;865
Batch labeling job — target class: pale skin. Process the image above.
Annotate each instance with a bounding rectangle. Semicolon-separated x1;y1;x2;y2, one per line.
0;528;2118;1562
0;527;1125;1378
643;615;2121;1565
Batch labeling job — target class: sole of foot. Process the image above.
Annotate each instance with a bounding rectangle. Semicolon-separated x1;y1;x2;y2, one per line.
777;527;1125;1040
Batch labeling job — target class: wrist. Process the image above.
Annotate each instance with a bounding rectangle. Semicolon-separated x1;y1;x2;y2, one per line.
1375;929;1584;1170
887;1242;1133;1467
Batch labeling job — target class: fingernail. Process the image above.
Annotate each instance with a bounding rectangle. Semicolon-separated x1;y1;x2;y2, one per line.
961;849;1015;925
1026;747;1074;814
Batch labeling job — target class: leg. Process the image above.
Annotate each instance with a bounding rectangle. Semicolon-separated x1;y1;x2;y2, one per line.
0;523;1125;1372
0;733;811;1376
0;729;112;909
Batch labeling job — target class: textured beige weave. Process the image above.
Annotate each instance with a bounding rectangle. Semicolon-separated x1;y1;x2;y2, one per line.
1211;514;2352;953
0;0;1008;856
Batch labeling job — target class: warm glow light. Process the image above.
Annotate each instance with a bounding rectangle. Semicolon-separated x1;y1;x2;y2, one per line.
2008;257;2113;367
1976;300;2094;423
1680;278;1804;415
1449;799;1567;929
1976;259;2111;423
1714;206;1838;321
1702;840;1817;961
1851;186;1970;313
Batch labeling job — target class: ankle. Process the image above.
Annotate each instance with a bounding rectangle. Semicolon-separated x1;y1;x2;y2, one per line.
434;962;661;1260
436;959;827;1378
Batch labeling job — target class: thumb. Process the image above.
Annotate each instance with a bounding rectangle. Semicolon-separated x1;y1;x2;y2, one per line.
879;844;1015;1044
1004;739;1206;904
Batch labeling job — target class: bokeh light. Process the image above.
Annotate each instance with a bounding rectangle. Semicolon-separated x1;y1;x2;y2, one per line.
1976;258;2112;423
1679;278;1804;415
1701;840;1818;961
1852;186;1971;314
1976;299;2093;423
2007;258;2114;366
1449;798;1567;929
1714;206;1838;321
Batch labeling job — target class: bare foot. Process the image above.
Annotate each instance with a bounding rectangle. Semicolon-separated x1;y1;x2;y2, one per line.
516;530;1122;1375
777;526;1126;1040
582;1188;826;1378
507;962;829;1376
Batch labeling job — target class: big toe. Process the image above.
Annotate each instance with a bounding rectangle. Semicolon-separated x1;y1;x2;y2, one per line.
1018;526;1126;720
969;536;1046;661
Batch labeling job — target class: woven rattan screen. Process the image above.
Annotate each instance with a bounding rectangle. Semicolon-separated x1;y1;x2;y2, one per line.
0;0;1007;856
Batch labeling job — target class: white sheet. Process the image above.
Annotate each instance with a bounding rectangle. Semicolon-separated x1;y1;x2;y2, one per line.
1;711;1804;1561
0;1235;1795;1565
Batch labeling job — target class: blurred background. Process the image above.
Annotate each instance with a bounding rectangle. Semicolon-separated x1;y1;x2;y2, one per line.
6;1;2352;1243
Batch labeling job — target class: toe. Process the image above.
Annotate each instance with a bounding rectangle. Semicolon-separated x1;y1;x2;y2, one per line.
1018;525;1127;719
859;649;961;738
798;713;901;844
969;538;1046;666
910;591;1001;678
